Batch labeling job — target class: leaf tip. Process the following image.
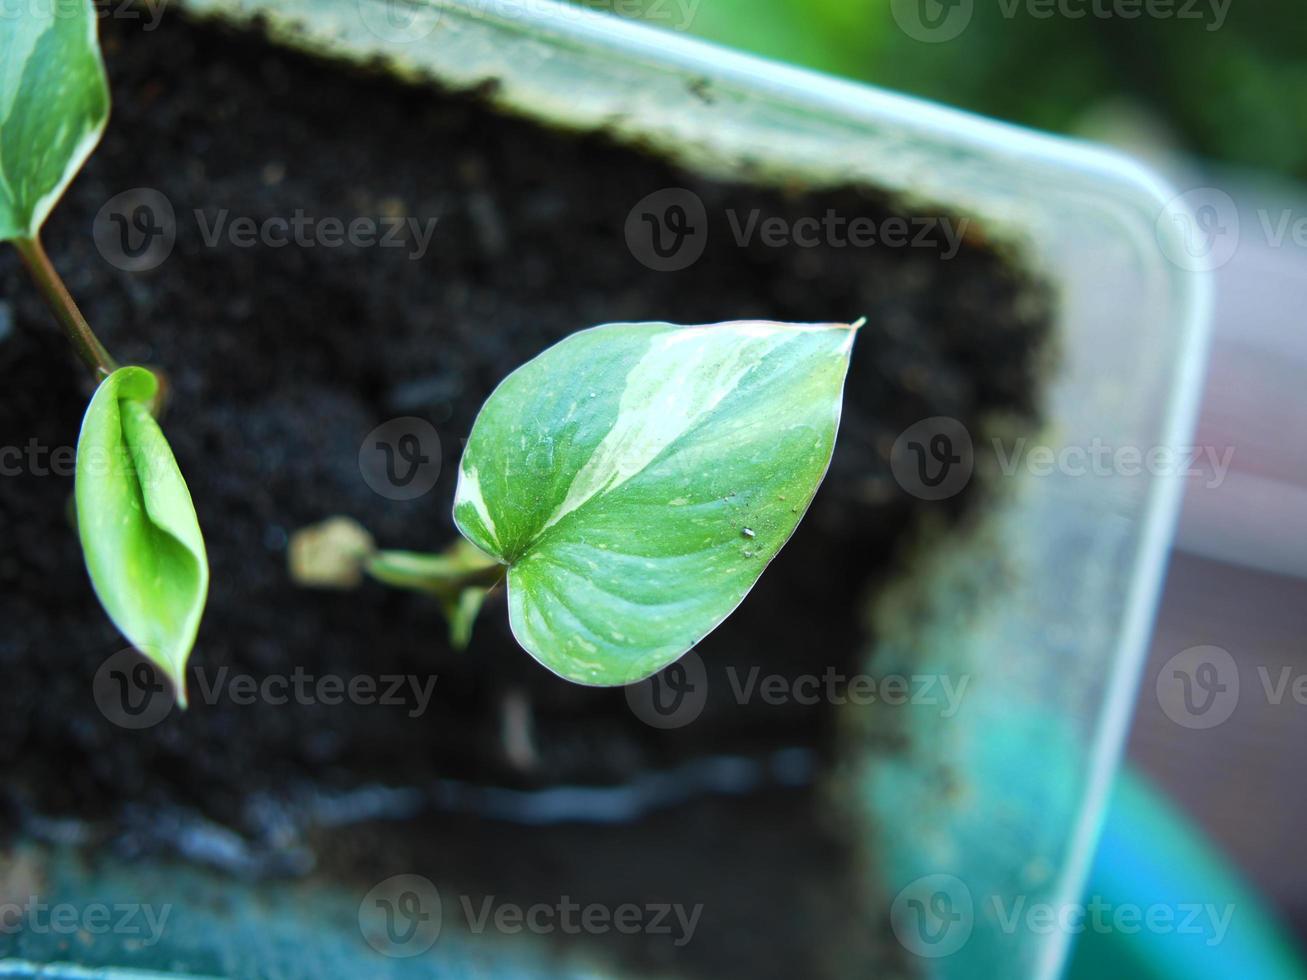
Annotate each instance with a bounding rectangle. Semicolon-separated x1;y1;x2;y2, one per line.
131;642;190;710
172;674;189;711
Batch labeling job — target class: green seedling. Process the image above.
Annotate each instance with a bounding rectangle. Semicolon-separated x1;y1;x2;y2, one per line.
10;6;855;696
298;319;859;686
2;4;207;702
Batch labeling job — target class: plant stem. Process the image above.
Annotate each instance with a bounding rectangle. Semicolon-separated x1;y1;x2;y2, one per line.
14;236;118;381
365;547;506;595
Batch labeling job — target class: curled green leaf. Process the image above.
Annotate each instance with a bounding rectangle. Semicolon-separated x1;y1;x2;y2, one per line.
453;319;859;686
76;367;208;704
0;0;110;241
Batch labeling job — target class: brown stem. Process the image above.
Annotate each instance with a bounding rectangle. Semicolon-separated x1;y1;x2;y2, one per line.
13;236;118;381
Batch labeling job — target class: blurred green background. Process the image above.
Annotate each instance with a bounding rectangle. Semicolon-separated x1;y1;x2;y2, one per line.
591;0;1307;180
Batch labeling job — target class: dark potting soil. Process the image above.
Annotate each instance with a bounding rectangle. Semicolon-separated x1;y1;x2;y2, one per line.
0;11;1049;979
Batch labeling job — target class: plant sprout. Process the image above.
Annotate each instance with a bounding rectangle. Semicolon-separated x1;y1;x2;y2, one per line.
2;4;208;702
9;3;857;697
297;319;860;686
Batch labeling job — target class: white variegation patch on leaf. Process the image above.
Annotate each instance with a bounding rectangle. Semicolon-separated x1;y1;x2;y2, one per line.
0;0;109;241
453;320;858;686
77;367;209;703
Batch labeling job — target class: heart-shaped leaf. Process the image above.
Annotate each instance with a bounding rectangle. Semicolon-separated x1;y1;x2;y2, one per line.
453;320;858;686
0;0;109;241
76;367;208;703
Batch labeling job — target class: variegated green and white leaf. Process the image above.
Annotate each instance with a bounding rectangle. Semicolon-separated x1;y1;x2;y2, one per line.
0;0;109;241
453;320;858;686
77;367;208;703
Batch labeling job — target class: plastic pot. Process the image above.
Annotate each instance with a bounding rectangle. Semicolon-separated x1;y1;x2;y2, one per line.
0;1;1209;977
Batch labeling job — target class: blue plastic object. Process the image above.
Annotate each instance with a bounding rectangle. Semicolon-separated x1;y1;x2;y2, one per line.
1067;768;1307;980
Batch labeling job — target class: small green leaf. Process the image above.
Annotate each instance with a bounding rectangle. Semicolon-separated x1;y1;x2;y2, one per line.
366;539;503;650
444;585;491;650
453;320;858;685
76;366;208;704
0;0;110;241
